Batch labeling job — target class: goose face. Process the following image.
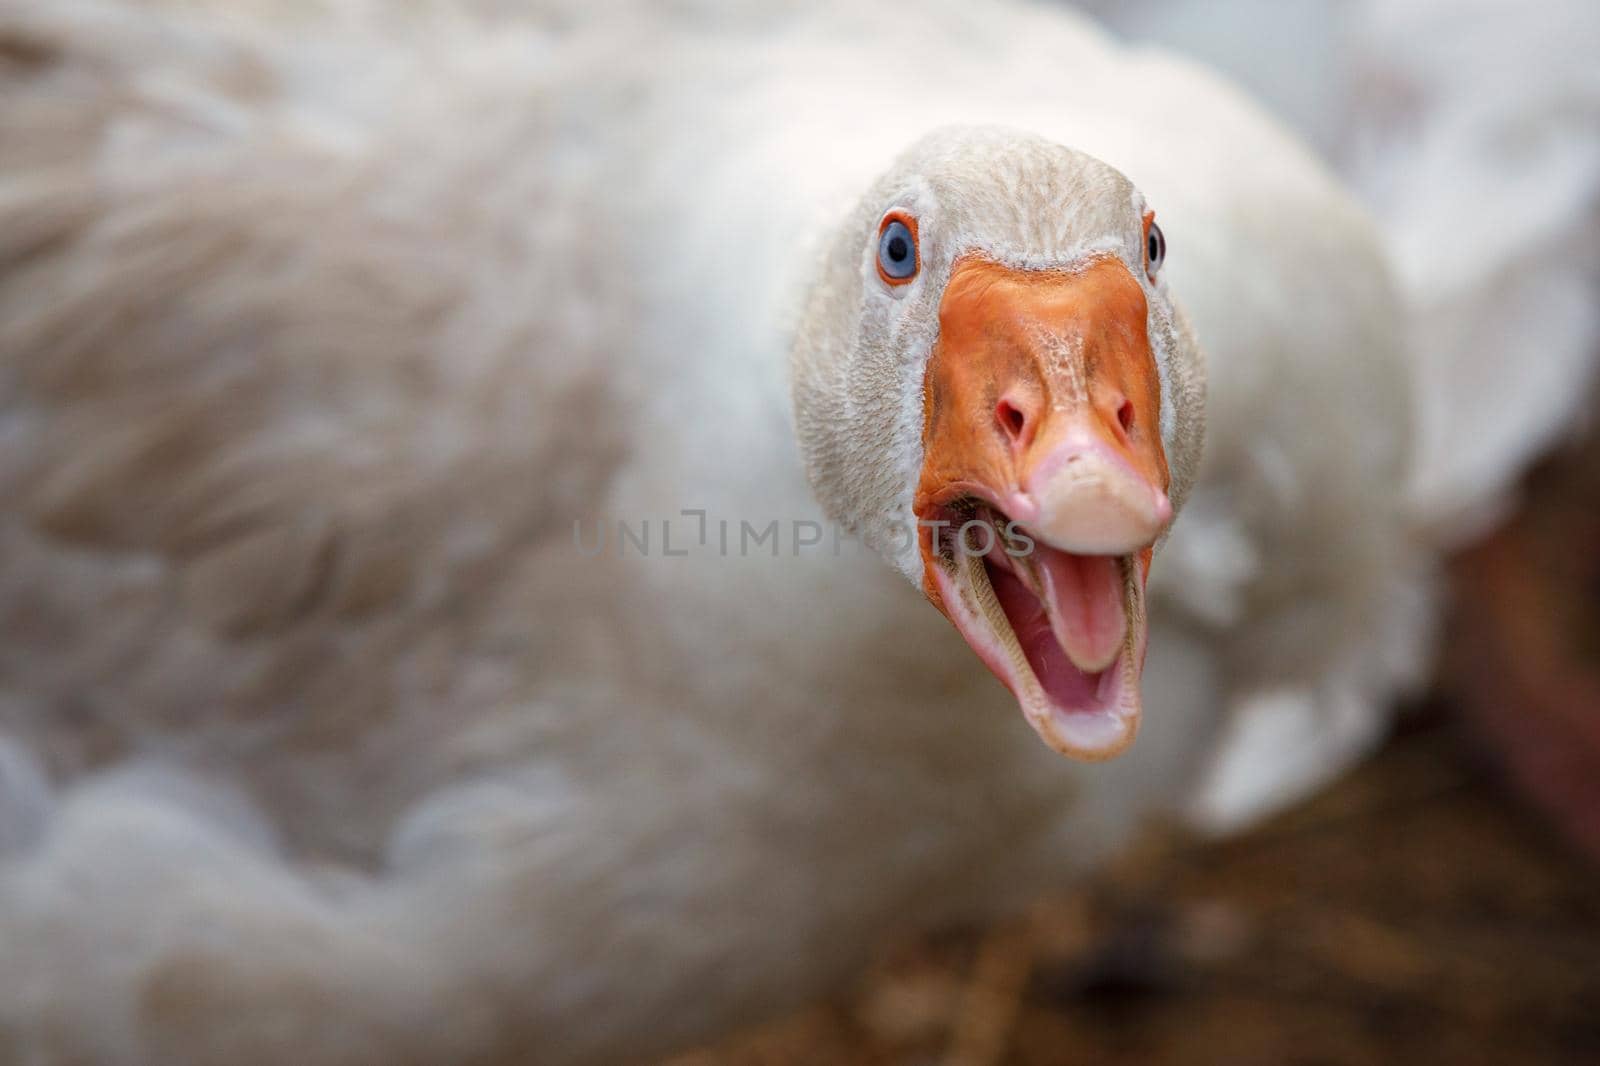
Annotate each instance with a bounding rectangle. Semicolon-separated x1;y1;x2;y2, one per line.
792;126;1205;762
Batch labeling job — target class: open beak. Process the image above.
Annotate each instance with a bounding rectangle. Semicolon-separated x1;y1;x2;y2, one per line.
915;255;1171;760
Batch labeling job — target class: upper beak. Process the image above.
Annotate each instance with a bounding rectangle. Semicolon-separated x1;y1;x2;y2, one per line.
915;254;1171;760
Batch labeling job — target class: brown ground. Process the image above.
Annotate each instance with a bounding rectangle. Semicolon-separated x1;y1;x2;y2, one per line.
660;717;1600;1066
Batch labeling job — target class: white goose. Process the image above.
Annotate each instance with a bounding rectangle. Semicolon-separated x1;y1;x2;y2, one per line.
0;1;1562;1063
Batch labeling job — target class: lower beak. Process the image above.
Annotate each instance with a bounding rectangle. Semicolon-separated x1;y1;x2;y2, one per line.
916;255;1171;760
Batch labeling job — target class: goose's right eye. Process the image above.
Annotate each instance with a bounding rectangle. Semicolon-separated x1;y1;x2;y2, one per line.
876;213;919;285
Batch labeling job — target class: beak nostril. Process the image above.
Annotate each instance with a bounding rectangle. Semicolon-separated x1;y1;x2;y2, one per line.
1116;400;1135;435
996;397;1028;445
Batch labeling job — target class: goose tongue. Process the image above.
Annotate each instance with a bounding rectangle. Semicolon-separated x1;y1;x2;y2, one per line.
1030;549;1127;674
935;525;1146;759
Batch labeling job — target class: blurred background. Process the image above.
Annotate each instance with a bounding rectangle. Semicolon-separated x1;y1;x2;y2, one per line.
666;1;1600;1063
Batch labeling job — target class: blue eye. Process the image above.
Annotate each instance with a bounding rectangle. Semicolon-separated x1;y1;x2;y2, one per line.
876;217;919;283
1145;221;1166;280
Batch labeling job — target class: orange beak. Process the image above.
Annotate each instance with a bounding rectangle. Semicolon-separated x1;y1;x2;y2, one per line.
915;255;1171;760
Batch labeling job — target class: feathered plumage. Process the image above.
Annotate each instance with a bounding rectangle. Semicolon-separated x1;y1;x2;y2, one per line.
0;2;1590;1063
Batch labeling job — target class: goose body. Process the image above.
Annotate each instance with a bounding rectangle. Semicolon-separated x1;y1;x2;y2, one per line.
1;2;1431;1062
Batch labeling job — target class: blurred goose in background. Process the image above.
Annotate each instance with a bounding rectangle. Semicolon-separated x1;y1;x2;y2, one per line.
0;1;1592;1063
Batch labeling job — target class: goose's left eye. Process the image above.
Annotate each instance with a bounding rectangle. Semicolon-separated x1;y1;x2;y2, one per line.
1145;219;1166;281
876;214;919;285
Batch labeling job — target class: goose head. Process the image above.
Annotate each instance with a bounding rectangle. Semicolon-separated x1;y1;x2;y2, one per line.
793;126;1205;760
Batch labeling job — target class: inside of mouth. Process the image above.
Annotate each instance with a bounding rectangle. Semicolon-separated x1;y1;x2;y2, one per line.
985;556;1112;712
939;506;1137;721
